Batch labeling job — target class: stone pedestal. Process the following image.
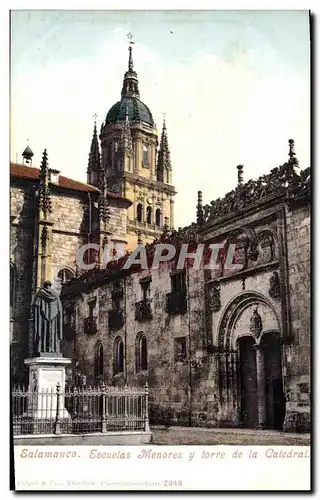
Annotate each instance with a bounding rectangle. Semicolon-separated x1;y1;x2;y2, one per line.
24;355;72;421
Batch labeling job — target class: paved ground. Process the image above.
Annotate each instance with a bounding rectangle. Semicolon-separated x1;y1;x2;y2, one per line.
151;426;310;446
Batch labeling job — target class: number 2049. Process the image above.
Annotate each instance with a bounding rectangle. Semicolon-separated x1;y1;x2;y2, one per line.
164;480;183;487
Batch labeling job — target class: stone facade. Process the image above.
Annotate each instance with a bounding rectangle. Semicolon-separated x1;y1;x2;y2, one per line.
61;156;311;433
10;163;131;384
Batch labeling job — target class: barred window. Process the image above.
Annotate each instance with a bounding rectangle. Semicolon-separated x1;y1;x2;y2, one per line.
114;337;124;374
94;343;104;378
136;333;148;372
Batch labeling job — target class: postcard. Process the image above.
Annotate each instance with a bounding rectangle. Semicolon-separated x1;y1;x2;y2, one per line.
10;9;311;492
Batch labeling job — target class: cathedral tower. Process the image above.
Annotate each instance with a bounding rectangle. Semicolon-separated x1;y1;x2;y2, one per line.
99;45;176;250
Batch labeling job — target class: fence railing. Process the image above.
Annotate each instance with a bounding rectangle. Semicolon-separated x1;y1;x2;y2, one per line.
12;383;149;436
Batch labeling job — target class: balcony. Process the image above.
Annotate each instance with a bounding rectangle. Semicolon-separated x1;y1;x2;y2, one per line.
108;309;125;330
128;219;161;232
166;290;187;316
84;316;98;335
135;299;153;322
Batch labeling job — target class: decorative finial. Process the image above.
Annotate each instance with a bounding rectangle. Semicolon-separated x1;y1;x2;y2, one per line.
288;138;300;172
288;138;295;160
196;190;204;225
121;33;140;99
237;165;244;186
127;33;135;71
93;112;98;124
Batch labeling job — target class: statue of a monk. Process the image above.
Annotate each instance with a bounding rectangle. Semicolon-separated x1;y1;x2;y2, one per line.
33;280;63;355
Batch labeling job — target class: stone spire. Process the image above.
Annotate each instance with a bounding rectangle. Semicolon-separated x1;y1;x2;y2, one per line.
156;116;172;183
38;149;52;215
87;118;101;186
36;149;54;292
121;45;140;99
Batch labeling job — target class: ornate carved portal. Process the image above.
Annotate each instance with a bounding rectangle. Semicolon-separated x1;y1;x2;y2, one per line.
214;292;284;430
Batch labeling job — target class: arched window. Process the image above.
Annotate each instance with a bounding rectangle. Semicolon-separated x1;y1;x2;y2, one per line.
146;206;152;224
57;267;75;286
136;333;148;372
155;208;161;226
107;143;112;168
142;145;148;167
114;337;124;374
137;203;143;222
10;262;16;318
94;343;104;378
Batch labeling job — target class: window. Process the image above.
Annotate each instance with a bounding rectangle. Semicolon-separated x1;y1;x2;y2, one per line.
88;297;97;318
94;343;104;378
111;280;123;309
146;206;152;224
171;271;186;292
155;208;161;226
140;278;151;301
10;262;16;318
142;145;148;167
57;267;75;286
114;337;124;374
174;337;187;362
136;333;148;372
108;143;112;164
137;203;143;222
157;168;163;183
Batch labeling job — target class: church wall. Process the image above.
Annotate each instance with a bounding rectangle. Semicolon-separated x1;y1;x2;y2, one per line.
50;193;89;282
282;202;310;432
107;203;128;243
71;264;217;426
10;184;36;383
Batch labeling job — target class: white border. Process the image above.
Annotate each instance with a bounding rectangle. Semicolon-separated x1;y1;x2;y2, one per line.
2;2;317;498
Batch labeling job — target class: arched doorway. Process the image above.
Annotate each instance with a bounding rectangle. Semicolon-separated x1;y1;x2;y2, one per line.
217;291;285;430
261;332;286;430
238;336;258;428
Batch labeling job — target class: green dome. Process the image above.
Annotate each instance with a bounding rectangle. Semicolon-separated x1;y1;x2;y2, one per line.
106;97;154;126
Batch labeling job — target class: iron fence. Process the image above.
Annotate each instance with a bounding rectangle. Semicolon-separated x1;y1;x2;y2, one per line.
12;383;149;436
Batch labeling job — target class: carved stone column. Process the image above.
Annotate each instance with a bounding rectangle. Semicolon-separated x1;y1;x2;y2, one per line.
254;344;266;429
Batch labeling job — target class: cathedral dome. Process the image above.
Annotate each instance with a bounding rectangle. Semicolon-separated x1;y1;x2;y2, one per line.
106;97;154;127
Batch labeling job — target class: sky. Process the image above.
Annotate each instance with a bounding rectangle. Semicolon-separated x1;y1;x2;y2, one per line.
10;10;310;227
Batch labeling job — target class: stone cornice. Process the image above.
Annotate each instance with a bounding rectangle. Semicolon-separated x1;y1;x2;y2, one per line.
108;172;177;196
